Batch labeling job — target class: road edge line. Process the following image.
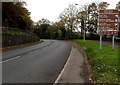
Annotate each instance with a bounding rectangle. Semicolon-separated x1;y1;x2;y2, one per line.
53;47;73;84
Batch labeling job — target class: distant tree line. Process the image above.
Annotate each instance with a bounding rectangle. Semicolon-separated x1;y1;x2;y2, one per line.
2;1;120;40
34;18;80;39
34;1;119;39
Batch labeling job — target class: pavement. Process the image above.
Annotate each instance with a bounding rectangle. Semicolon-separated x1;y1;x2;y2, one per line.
54;41;90;84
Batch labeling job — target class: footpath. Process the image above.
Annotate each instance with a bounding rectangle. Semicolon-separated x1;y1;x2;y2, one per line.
54;41;91;84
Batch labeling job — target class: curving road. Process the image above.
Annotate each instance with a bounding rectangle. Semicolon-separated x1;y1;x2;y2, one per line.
2;40;72;83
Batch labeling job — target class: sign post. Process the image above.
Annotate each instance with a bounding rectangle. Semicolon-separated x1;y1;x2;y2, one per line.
112;35;115;50
100;35;102;49
98;9;119;50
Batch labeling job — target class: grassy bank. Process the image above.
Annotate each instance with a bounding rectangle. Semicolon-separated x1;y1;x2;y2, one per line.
74;40;119;84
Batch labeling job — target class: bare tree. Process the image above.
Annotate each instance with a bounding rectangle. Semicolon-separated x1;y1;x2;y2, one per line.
59;4;78;34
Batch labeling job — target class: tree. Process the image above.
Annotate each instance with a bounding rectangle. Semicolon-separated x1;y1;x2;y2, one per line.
116;1;120;9
78;11;85;37
98;2;109;9
2;1;33;30
116;1;120;38
34;18;51;39
88;2;98;35
78;4;90;39
37;18;50;25
53;21;66;39
59;4;77;33
59;4;79;39
86;2;109;36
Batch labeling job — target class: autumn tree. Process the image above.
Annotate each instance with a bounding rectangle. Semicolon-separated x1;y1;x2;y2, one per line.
2;1;33;30
34;18;51;38
116;1;120;9
98;2;109;9
84;2;109;37
88;2;98;35
75;2;109;39
116;1;120;38
52;21;66;39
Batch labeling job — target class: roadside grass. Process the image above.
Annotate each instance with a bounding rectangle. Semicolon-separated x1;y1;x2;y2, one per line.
74;40;119;84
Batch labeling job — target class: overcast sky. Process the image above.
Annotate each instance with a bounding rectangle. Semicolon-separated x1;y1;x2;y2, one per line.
24;0;119;22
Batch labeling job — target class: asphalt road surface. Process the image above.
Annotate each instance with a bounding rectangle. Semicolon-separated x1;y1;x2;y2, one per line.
2;40;72;83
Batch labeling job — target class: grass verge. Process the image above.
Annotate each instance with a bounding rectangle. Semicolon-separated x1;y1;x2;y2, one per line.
73;40;119;84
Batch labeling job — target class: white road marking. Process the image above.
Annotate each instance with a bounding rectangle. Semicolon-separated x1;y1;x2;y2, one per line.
28;52;33;54
28;50;39;55
33;50;39;53
53;47;73;85
1;49;40;63
1;41;53;63
0;56;21;63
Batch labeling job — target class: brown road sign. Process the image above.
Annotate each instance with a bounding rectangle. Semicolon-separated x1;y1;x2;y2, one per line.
99;9;118;14
98;9;119;35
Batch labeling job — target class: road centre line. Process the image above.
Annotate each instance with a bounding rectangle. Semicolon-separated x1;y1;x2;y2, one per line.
1;41;55;63
0;56;21;63
33;50;39;52
28;52;33;54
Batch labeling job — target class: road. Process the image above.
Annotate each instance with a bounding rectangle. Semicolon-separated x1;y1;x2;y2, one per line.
2;40;72;83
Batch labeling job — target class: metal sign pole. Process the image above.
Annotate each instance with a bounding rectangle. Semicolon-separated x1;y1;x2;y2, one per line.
100;35;102;49
99;9;118;50
112;35;115;50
